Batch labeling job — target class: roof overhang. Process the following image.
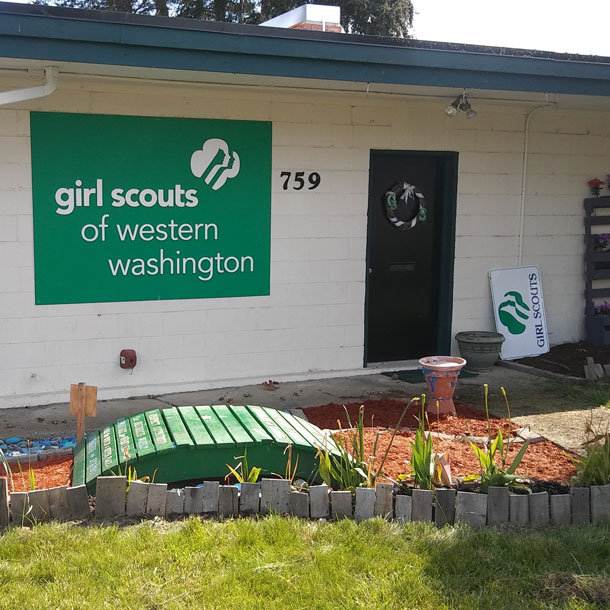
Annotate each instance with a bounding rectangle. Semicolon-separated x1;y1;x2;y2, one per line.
0;2;609;108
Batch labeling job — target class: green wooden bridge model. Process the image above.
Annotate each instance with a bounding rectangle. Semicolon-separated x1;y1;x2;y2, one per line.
72;405;338;492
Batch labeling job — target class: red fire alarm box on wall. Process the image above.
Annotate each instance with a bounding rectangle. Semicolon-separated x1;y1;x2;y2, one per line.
120;349;137;369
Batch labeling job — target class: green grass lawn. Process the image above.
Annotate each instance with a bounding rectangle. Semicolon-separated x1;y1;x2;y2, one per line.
1;517;609;609
555;382;610;410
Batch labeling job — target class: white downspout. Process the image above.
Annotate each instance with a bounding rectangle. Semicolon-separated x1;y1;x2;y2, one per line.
517;100;552;266
0;67;58;107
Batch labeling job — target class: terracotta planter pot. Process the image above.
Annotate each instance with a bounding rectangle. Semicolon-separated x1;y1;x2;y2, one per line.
418;356;467;417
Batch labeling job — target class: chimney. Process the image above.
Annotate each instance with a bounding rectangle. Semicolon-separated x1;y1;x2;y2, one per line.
260;4;344;33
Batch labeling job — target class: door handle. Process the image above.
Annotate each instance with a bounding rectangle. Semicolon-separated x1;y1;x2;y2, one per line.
368;268;373;275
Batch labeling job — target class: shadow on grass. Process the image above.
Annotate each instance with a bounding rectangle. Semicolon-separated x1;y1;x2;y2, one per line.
409;521;610;609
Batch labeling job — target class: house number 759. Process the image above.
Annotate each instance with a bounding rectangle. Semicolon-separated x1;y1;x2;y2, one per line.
280;171;321;191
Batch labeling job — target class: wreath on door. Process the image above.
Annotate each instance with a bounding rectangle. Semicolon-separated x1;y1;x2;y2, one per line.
384;182;427;231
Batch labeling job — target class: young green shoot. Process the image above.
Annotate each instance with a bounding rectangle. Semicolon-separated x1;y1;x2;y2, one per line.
410;394;434;490
316;398;415;492
226;447;262;484
282;444;299;487
0;447;14;493
464;384;530;492
570;416;610;486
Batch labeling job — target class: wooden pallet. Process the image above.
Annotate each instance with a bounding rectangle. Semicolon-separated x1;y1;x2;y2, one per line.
72;405;338;492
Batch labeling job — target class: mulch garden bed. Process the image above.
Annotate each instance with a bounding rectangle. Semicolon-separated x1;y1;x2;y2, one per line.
517;341;610;378
1;398;578;491
304;398;577;485
304;398;517;438
2;454;72;493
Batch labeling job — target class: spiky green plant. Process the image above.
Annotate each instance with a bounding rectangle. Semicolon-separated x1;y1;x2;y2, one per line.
316;399;414;491
464;384;530;492
226;447;262;484
410;395;434;490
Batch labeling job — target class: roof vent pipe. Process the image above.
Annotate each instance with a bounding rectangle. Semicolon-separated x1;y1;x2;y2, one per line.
0;66;58;107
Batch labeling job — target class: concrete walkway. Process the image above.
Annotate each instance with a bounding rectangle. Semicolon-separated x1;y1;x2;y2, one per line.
0;365;605;451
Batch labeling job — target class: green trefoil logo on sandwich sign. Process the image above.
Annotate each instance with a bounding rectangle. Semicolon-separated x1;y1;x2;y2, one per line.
498;290;530;335
490;266;549;360
30;112;271;305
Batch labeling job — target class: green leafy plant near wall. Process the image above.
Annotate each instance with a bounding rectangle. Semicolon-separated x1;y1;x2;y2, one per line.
16;458;36;492
408;395;434;490
464;385;530;492
226;448;261;484
399;395;452;490
316;400;413;492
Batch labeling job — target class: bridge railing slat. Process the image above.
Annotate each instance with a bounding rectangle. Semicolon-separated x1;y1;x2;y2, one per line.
177;406;216;447
212;405;255;445
261;408;312;449
229;405;273;445
85;430;101;486
145;409;174;454
162;407;195;450
247;405;293;446
100;425;120;475
195;406;235;447
129;412;156;459
115;418;137;464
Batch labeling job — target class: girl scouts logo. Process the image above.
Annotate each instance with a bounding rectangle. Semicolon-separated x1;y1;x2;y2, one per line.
498;291;530;335
191;138;240;191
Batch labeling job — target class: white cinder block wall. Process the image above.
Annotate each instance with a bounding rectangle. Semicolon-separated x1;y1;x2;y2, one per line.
0;74;608;407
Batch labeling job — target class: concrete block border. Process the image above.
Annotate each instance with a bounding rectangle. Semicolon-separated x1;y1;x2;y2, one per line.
1;480;609;527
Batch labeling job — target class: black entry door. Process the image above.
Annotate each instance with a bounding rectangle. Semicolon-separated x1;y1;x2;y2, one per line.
365;151;458;363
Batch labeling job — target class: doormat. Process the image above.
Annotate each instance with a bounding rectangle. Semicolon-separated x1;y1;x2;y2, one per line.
382;369;478;384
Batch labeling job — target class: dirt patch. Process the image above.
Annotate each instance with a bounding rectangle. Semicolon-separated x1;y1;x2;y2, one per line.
517;341;610;378
305;399;577;484
544;573;610;606
1;455;73;492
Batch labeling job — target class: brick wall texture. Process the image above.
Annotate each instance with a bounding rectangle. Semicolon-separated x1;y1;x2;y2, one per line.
0;74;608;406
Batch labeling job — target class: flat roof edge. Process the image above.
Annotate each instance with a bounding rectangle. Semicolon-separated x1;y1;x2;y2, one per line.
0;2;609;97
1;1;609;63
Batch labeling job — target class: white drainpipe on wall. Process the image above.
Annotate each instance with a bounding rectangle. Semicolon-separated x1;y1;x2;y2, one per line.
0;66;58;107
517;100;553;266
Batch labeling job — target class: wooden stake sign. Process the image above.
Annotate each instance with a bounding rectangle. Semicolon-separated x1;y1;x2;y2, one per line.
70;383;97;443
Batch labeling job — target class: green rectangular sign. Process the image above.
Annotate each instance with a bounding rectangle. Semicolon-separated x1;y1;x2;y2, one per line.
31;112;271;304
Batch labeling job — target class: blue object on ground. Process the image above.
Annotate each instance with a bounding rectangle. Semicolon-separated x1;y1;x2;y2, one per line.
1;434;77;458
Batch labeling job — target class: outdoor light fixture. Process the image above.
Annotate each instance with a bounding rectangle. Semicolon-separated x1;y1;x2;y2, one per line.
444;91;477;119
444;97;460;117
